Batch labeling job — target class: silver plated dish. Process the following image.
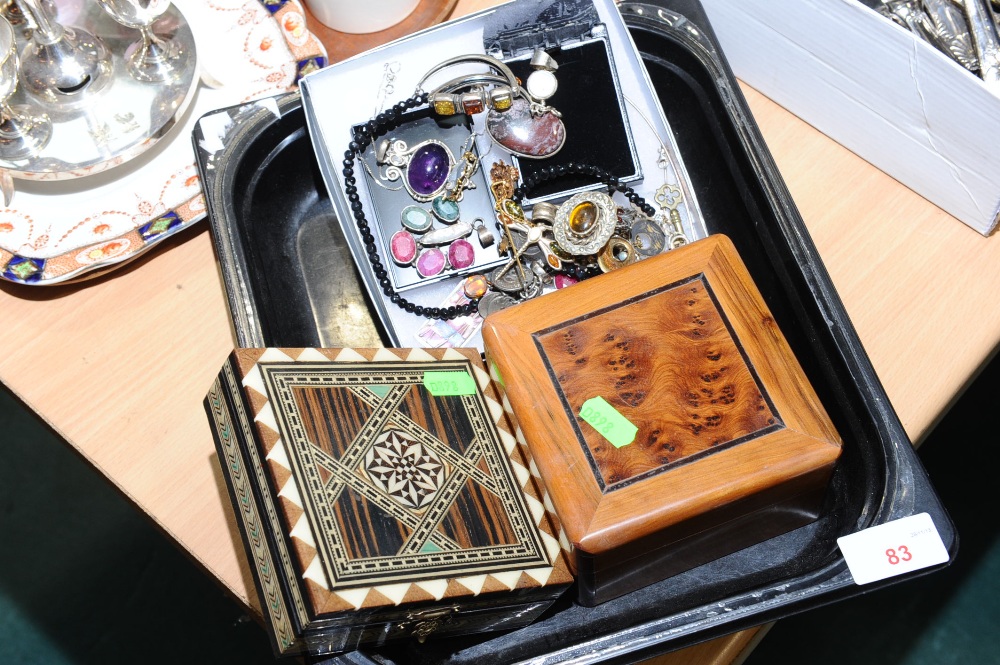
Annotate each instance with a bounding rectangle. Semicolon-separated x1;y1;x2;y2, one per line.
0;0;326;286
0;2;197;180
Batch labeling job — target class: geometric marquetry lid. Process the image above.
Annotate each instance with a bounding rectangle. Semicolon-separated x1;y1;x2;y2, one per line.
483;234;842;560
213;347;572;633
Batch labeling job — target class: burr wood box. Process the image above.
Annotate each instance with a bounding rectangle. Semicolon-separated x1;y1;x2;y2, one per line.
205;347;572;657
482;235;843;606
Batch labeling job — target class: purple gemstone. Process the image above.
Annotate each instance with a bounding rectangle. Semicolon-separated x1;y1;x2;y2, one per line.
390;230;417;265
415;248;445;277
407;142;450;197
448;239;475;269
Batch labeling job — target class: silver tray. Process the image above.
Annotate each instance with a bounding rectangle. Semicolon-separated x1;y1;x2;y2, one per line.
1;3;197;180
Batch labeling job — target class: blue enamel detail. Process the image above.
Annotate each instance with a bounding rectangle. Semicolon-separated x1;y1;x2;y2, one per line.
138;211;182;240
3;256;45;283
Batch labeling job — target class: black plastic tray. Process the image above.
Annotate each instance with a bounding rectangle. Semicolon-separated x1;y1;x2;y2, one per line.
194;1;956;662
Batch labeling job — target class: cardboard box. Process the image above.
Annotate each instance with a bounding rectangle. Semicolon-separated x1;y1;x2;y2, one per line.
300;0;707;349
701;0;1000;235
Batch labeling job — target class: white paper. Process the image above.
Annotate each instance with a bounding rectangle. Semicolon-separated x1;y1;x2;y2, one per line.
837;512;949;585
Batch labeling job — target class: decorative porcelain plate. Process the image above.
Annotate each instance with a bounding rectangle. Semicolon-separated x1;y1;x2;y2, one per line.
0;0;326;285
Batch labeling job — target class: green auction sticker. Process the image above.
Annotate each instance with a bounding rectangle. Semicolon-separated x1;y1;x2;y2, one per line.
490;359;505;387
423;371;477;396
579;396;638;448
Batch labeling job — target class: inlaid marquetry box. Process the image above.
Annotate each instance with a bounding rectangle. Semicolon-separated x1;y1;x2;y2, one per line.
205;347;573;657
482;234;842;606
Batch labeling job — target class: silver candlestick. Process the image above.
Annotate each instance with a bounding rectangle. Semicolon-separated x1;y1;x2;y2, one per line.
0;15;50;160
14;0;113;108
96;0;187;83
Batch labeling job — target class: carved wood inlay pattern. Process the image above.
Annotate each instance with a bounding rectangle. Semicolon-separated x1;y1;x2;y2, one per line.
265;361;547;587
534;275;782;491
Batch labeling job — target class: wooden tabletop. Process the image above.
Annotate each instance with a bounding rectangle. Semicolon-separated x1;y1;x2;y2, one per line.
2;1;998;663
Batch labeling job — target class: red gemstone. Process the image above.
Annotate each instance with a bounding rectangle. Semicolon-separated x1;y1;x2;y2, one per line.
415;248;446;277
462;94;485;115
554;274;578;289
390;230;417;265
448;239;475;269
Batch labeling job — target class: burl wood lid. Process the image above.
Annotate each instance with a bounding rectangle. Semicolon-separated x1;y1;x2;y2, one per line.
482;235;842;556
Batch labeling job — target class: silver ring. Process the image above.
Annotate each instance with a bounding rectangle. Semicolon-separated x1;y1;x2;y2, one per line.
425;72;541;104
530;48;559;72
432;73;511;95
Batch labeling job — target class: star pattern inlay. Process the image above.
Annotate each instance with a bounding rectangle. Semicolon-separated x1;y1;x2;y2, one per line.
364;429;446;509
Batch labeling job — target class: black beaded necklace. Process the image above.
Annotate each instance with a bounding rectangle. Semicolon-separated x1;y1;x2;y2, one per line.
343;91;657;320
513;165;656;217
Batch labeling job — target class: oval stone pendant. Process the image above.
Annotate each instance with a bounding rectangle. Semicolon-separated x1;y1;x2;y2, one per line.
553;191;617;256
404;140;453;201
486;98;566;159
431;196;461;223
400;205;434;233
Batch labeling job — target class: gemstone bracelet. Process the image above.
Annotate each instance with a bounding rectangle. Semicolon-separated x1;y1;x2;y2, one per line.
344;92;479;320
419;52;567;160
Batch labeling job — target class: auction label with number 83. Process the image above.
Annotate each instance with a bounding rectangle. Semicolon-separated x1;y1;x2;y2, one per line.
836;512;950;585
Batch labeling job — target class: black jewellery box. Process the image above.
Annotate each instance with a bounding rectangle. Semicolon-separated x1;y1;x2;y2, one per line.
194;0;956;662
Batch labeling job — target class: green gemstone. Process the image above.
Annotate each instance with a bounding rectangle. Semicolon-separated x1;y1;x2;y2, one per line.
502;199;524;219
550;241;572;260
400;205;433;233
432;196;461;223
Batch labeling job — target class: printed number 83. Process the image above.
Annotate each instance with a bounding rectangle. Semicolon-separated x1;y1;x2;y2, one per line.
886;545;913;565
